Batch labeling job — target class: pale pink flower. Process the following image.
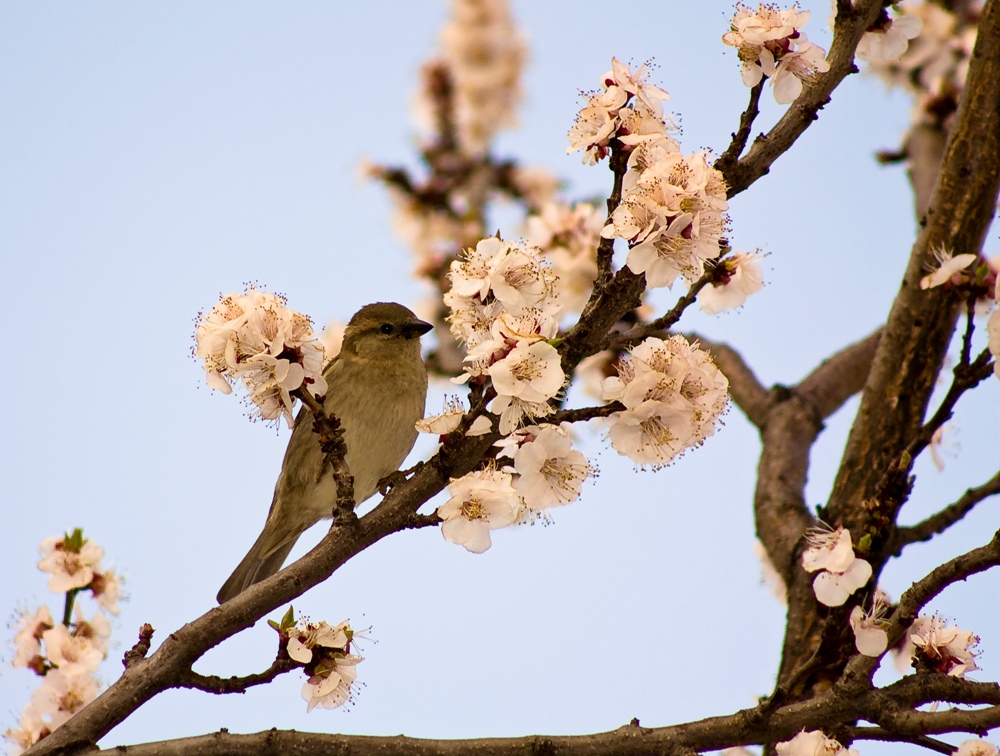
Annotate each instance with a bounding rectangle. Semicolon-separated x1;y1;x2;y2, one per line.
776;729;859;756
698;252;765;314
909;615;980;676
30;669;99;729
754;541;787;606
90;569;122;616
850;595;890;657
920;247;976;289
3;706;50;755
488;339;564;404
12;606;53;670
437;467;522;553
858;14;923;64
38;535;104;593
772;38;830;104
42;624;104;676
288;620;352;665
987;308;1000;378
601;58;670;117
802;527;872;607
301;654;362;712
954;739;999;756
501;424;595;509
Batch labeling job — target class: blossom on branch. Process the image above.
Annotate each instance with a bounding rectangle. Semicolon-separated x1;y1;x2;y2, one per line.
775;729;859;756
801;526;872;607
698;252;765;313
437;466;523;552
723;3;829;104
525;202;603;316
603;149;729;290
903;615;980;677
919;247;977;290
849;591;890;657
496;423;597;509
302;654;363;712
12;607;53;671
602;336;729;467
194;286;327;428
954;740;999;756
37;532;104;594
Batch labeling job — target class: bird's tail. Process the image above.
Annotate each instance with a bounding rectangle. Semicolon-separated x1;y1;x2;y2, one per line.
216;524;299;604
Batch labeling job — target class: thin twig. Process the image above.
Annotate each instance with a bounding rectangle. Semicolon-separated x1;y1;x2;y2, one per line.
890;470;1000;555
715;81;765;175
177;656;300;695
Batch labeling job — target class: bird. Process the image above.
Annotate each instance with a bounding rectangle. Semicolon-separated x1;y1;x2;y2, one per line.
217;302;432;603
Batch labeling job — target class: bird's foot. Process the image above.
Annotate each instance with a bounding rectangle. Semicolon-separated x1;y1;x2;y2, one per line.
378;461;424;495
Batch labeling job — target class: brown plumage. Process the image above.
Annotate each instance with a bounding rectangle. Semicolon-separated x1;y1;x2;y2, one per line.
217;302;431;603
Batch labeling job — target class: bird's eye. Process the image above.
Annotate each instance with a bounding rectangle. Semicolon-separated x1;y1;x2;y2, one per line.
379;323;394;335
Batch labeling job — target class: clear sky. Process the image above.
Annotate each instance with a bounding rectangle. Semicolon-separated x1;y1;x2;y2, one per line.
1;2;997;753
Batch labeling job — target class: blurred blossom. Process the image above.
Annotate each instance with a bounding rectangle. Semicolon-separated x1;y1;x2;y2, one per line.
856;9;922;64
29;669;100;730
775;730;859;756
954;740;999;756
12;607;53;671
753;540;787;605
526;202;603;315
38;534;104;594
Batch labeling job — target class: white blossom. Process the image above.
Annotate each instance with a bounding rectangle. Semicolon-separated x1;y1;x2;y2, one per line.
90;569;122;616
849;595;889;657
775;729;859;756
488;339;565;404
498;424;596;509
301;654;362;712
194;286;327;427
438;467;522;552
604;150;729;289
604;336;729;466
288;620;352;665
41;624;104;677
907;615;980;677
38;534;104;593
435;0;525;155
754;541;787;606
698;252;765;314
920;247;977;289
723;4;829;104
954;740;999;756
857;13;923;64
29;669;100;730
526;202;604;315
3;707;49;755
12;606;53;670
801;527;872;607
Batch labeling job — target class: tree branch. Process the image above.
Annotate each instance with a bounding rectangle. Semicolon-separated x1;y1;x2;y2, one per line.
890;471;1000;555
177;656;299;695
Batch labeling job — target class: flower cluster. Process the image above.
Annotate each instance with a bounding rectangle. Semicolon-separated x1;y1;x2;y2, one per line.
566;57;672;165
801;526;872;607
283;618;363;712
864;2;980;130
601;336;729;467
431;0;525;156
722;3;830;104
444;236;565;433
898;615;980;677
775;730;860;756
194;286;327;428
601;144;730;290
5;531;120;754
698;252;765;314
525;202;604;315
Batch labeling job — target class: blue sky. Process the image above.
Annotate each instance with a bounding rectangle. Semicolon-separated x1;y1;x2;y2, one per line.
1;2;997;752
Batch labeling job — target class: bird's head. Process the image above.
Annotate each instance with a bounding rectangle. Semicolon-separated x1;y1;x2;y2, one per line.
340;302;433;360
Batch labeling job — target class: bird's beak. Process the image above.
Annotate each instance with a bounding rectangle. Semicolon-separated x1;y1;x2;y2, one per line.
402;318;434;339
